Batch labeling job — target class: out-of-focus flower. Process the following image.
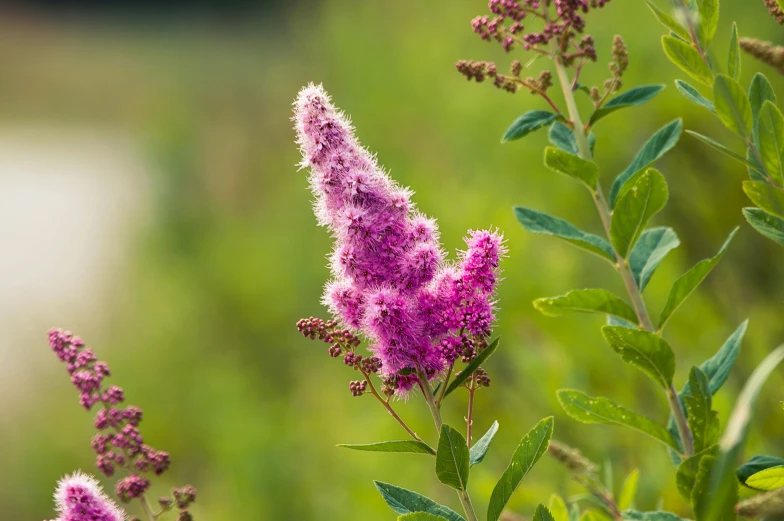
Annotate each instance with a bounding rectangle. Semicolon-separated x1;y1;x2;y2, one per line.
49;471;127;521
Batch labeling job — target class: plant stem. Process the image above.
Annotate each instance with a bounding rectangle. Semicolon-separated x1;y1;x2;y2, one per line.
553;56;695;458
140;495;157;521
417;369;480;521
363;370;426;444
467;380;476;449
436;362;454;408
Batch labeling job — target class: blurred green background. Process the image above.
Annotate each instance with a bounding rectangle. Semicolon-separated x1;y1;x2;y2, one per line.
5;1;784;519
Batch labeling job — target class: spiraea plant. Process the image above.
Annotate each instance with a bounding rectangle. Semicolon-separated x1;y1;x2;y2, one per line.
459;0;784;520
45;329;196;521
293;83;561;521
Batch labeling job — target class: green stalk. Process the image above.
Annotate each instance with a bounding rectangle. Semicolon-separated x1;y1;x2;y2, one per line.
553;56;695;458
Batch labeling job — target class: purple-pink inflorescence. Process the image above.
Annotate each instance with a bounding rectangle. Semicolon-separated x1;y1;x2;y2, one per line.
48;471;127;521
294;84;505;393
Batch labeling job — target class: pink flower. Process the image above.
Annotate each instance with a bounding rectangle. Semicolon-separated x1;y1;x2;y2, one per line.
50;471;126;521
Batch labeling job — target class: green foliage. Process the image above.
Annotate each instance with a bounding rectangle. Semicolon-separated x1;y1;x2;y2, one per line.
692;454;722;521
728;23;740;81
601;327;674;389
548;495;569;521
683;368;719;453
487;417;554;521
737;455;784;487
618;469;639;510
503;111;562;142
675;80;715;112
610;168;668;258
534;504;556;521
743;181;784;219
589;85;665;127
398;513;449;521
755;101;784;184
609;120;682;208
675;446;718;502
514;207;615;262
469;421;499;467
685;130;756;168
629;227;680;291
745;466;784;491
338;440;436;455
442;337;500;397
435;425;470;491
644;1;690;41
533;289;637;323
374;482;466;521
750;73;777;146
713;74;753;138
661;35;713;86
622;510;689;521
549;121;596;155
544;147;599;188
658;227;738;330
556;390;680;451
743;207;784;246
695;0;719;49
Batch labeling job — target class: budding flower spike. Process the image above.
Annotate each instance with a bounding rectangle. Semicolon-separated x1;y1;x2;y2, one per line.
49;471;127;521
294;83;505;396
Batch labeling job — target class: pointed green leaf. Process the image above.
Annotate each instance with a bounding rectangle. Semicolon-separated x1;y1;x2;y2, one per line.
645;0;691;40
556;390;680;451
544;147;599;188
629;227;681;291
750;73;777;147
737;455;784;486
338;440;436;455
686;130;758;168
514;207;615;262
548;495;569;521
743;207;784;246
535;505;557;521
684;367;720;453
743;180;784;219
503;111;561;142
696;0;719;49
618;469;640;510
676;445;719;501
443;337;499;397
728;23;740;81
436;425;470;490
756;101;784;184
658;227;738;329
602;326;675;389
549;121;596;156
714;74;753;138
487;417;554;521
374;482;466;521
589;85;665;126
398;514;449;521
662;35;714;86
675;80;715;112
469;420;499;466
622;511;689;521
611;168;669;258
534;289;638;323
609;120;682;207
692;455;725;521
745;466;784;491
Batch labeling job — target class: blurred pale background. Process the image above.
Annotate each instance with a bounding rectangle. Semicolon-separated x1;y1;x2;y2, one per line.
3;1;783;519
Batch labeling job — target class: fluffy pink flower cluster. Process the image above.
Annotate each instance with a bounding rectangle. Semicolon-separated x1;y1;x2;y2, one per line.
47;472;126;521
294;84;505;392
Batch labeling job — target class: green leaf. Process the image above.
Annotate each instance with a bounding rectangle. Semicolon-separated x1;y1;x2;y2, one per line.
622;510;689;521
756;101;784;184
549;121;596;156
714;74;753;138
644;0;691;40
609;120;682;207
684;367;720;453
544;147;599;188
696;0;719;49
629;227;681;291
743;180;784;219
534;289;638;323
589;85;665;126
737;455;784;486
743;207;784;246
514;207;615;262
469;420;499;466
556;390;680;451
601;327;675;389
534;504;556;521
374;482;466;521
747;147;769;182
686;130;758;168
658;227;738;329
487;417;554;521
692;455;723;521
338;440;436;455
398;514;449;521
676;446;719;501
618;469;640;510
443;337;499;397
728;22;740;81
675;80;715;112
750;73;777;147
548;495;569;521
611;168;669;258
436;425;470;490
746;466;784;491
705;345;784;521
503;111;561;142
662;35;714;86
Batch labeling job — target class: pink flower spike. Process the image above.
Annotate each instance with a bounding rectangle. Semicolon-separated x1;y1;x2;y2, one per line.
52;471;127;521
